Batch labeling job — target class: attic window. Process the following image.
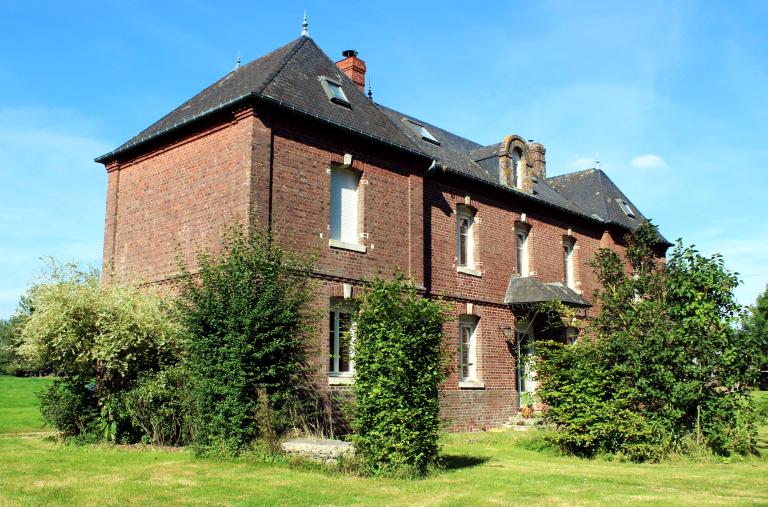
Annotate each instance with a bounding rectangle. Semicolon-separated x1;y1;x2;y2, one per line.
319;76;350;107
404;119;440;145
618;199;636;219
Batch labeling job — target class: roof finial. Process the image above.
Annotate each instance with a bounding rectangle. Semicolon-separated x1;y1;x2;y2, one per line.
595;153;600;169
301;11;309;36
234;51;241;70
367;77;373;101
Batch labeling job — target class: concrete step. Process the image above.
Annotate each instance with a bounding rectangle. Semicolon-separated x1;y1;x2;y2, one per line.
502;415;545;431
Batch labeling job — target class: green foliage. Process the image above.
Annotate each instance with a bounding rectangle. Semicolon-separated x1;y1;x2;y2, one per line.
0;296;40;375
519;391;534;409
741;284;768;383
38;378;98;437
537;221;761;461
352;274;451;477
122;365;195;446
19;261;182;393
18;260;183;441
177;226;316;455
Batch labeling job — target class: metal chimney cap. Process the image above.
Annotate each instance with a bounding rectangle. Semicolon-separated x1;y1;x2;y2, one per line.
342;49;359;58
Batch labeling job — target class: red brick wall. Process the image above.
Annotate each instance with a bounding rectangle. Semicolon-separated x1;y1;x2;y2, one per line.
100;103;632;431
103;112;257;283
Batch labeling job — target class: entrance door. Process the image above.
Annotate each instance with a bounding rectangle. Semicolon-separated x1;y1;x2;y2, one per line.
515;319;536;406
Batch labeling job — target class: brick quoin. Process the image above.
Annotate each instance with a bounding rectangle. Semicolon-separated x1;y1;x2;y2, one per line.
98;57;655;433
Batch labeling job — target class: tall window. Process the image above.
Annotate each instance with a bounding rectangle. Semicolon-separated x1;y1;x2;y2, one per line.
563;239;575;288
516;227;529;276
330;167;360;245
511;148;522;188
457;207;475;268
459;317;478;381
329;302;354;376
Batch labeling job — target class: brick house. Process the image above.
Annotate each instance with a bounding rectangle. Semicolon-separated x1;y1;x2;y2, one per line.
96;34;667;431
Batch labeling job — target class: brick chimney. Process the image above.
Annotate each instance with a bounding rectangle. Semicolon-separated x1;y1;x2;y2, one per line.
528;142;546;180
335;50;366;92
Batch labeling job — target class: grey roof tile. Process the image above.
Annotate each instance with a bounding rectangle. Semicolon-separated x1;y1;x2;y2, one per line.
97;36;421;162
546;168;668;242
97;37;660;240
504;277;591;307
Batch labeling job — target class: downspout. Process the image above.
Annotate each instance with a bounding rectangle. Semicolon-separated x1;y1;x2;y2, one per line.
267;130;275;237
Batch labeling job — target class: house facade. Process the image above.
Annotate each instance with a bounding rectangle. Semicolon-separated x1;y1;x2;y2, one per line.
96;35;665;431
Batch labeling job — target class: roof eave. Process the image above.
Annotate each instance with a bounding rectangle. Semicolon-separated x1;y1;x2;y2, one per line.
95;92;430;165
438;165;606;226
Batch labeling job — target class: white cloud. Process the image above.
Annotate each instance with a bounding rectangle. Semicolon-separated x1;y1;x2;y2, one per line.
631;154;667;169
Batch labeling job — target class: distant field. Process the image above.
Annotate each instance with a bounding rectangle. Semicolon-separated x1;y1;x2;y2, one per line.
0;376;53;434
1;376;767;506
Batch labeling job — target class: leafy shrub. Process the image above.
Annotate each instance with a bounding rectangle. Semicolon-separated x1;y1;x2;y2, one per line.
537;222;761;461
19;260;183;440
352;274;450;477
123;365;195;446
39;378;98;437
177;226;316;455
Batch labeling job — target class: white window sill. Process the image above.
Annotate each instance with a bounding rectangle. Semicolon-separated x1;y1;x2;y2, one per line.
329;239;366;253
457;266;482;277
328;375;354;386
459;380;485;389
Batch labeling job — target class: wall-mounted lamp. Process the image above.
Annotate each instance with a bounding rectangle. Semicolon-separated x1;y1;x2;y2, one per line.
501;325;514;344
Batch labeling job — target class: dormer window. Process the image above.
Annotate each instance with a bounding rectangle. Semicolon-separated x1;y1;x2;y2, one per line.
319;76;350;107
618;199;636;219
511;148;523;189
404;119;440;145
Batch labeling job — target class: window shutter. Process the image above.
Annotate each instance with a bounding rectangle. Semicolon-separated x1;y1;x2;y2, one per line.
331;167;360;243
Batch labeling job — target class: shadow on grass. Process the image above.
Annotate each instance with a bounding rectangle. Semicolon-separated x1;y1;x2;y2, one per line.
440;454;490;471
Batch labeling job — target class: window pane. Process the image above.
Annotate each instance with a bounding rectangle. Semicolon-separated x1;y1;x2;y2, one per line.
458;218;468;266
338;312;352;372
329;312;336;371
330;167;360;243
516;233;524;275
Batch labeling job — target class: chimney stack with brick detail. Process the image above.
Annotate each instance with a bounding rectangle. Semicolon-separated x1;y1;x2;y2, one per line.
336;50;366;92
528;142;546;181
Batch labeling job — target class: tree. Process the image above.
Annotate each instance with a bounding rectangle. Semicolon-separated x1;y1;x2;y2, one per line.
741;285;768;388
177;226;316;455
537;222;760;461
352;275;450;477
18;260;183;440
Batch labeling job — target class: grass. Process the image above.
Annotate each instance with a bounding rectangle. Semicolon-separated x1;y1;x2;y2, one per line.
1;377;767;506
0;376;52;434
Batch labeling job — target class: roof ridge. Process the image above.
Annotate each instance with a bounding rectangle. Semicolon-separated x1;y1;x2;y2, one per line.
547;167;598;181
255;36;309;94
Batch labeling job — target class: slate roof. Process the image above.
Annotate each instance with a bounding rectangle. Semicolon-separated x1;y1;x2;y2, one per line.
96;36;421;162
96;35;659;240
546;168;668;243
504;277;591;307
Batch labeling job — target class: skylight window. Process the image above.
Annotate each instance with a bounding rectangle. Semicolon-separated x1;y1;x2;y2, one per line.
618;199;636;218
404;119;440;145
318;76;350;107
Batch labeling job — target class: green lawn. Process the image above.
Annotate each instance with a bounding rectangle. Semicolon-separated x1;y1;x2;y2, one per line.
0;376;53;434
1;377;767;506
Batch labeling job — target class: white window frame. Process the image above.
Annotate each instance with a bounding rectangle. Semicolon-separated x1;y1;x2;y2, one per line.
618;199;636;219
404;118;440;145
328;302;355;379
516;226;529;277
563;239;575;289
511;148;523;189
329;166;364;252
318;76;350;107
458;316;478;383
457;207;476;272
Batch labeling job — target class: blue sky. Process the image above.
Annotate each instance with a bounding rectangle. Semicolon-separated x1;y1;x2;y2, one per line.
1;0;767;318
